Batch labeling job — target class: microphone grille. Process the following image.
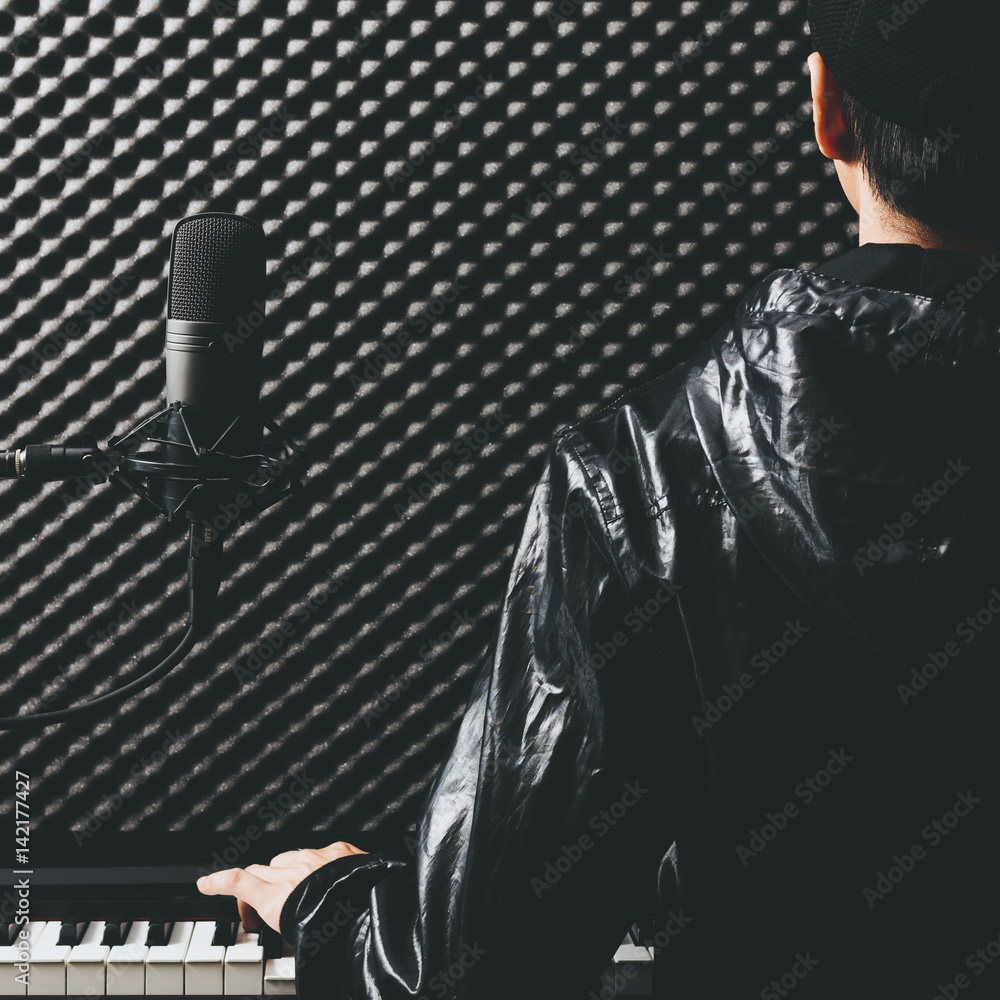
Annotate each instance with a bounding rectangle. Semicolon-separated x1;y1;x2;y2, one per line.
168;213;265;323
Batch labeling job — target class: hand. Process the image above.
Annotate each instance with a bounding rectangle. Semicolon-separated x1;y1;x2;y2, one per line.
196;841;368;934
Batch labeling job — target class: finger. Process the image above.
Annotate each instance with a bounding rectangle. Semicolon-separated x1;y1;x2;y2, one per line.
196;867;270;908
244;863;295;883
268;849;315;868
317;841;367;861
238;899;261;932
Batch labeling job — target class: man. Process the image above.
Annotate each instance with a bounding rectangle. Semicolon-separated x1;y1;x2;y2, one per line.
199;1;1000;996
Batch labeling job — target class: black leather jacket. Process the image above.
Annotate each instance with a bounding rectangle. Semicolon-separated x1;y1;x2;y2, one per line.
282;243;1000;999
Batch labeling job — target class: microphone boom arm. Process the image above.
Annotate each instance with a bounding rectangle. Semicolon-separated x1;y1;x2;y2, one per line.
0;402;301;728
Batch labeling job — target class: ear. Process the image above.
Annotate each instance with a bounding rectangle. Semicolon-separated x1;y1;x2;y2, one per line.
808;52;856;162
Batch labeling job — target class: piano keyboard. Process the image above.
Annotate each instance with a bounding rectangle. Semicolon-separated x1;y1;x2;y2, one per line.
0;919;291;997
0;837;654;998
0;919;653;997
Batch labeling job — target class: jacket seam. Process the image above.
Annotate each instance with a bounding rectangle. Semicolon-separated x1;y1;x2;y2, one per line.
762;266;943;303
560;428;726;524
646;496;728;519
558;428;632;591
758;266;1000;326
559;428;727;563
559;427;620;524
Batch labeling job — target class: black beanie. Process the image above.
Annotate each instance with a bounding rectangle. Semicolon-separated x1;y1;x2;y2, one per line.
807;0;1000;140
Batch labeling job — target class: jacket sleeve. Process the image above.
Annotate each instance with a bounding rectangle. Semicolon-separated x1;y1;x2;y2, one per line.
284;427;686;999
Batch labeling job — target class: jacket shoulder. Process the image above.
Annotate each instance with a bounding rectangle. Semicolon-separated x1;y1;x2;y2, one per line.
553;340;728;528
549;265;866;526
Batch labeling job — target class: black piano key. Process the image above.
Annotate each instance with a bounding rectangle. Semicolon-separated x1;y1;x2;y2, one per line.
58;917;87;946
630;919;656;948
0;924;11;947
101;918;131;947
260;923;283;959
212;919;237;947
145;914;173;947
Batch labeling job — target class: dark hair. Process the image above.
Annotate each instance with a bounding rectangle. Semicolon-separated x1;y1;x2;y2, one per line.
840;85;1000;240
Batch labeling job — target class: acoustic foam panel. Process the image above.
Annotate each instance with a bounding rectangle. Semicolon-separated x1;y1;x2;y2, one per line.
0;0;855;849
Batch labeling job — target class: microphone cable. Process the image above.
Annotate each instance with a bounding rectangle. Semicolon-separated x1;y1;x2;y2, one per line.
0;523;214;729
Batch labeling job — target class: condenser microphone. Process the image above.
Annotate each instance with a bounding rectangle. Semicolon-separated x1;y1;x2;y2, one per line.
1;214;267;496
159;213;266;519
0;213;299;728
149;213;267;620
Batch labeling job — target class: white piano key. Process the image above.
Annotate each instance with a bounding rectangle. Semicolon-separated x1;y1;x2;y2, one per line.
66;921;109;996
224;928;263;995
611;941;654;996
263;957;296;996
145;921;195;996
0;923;45;996
26;922;70;995
22;923;48;945
184;922;225;995
107;921;148;996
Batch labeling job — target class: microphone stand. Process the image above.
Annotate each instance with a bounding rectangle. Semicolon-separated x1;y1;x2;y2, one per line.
0;402;300;728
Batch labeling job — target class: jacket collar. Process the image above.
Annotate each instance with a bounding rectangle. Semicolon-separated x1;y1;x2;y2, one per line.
809;241;1000;320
